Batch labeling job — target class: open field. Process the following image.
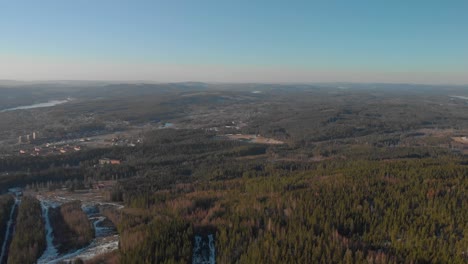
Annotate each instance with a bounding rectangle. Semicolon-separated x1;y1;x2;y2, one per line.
224;134;285;144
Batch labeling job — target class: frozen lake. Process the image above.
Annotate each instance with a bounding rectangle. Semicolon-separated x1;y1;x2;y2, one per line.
0;99;71;112
450;95;468;100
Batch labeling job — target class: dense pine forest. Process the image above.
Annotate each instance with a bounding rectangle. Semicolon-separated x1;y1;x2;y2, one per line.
7;196;45;264
0;195;14;247
108;131;467;263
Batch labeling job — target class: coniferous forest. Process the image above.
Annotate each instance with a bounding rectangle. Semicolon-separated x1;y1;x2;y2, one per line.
0;84;467;263
7;196;45;264
109;131;468;264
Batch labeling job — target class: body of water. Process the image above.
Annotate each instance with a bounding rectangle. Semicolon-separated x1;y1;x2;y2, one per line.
0;99;71;112
450;95;468;100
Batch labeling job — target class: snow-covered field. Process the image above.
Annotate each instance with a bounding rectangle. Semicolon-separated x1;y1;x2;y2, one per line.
37;200;60;264
35;195;122;263
53;235;119;263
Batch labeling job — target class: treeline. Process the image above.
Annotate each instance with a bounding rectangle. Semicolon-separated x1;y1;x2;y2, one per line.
0;145;132;192
50;201;94;253
0;167;84;193
1;129;236;192
0;148;108;173
8;196;45;264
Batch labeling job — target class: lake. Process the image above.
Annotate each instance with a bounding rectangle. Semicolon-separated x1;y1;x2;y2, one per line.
0;99;71;112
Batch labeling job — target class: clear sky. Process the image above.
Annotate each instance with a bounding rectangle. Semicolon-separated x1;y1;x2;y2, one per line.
1;0;467;84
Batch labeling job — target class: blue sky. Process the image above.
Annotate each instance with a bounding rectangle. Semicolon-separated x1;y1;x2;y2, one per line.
1;0;467;83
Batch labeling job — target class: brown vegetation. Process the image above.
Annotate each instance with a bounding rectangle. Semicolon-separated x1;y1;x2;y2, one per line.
50;201;94;253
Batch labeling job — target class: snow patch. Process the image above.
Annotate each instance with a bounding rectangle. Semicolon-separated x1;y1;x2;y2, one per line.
35;197;120;263
193;234;215;264
37;200;60;264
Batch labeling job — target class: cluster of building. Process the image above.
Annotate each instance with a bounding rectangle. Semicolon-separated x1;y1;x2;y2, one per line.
98;158;121;165
108;136;140;147
18;132;38;144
